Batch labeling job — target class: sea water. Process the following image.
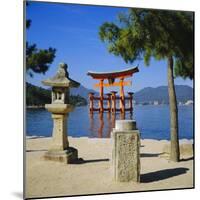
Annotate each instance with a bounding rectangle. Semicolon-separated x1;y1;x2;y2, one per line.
26;105;193;140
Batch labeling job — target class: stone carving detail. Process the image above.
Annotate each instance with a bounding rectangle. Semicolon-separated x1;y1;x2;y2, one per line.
111;120;140;182
116;133;139;182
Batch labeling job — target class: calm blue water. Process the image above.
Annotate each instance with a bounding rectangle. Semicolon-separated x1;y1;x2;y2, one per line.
26;105;193;140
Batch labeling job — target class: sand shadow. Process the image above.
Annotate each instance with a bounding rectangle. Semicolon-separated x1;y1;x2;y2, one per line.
72;158;109;164
140;153;162;158
180;157;194;162
26;149;48;152
140;167;189;183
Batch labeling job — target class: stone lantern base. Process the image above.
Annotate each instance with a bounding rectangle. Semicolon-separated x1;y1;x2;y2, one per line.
44;147;78;163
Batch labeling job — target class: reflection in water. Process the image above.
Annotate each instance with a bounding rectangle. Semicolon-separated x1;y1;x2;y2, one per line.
98;112;103;138
89;111;133;138
27;105;193;140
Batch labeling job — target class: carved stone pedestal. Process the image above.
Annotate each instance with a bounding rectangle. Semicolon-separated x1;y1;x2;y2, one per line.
111;120;140;182
43;104;78;164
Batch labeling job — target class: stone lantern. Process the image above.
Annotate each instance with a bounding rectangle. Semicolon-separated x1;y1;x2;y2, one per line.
42;62;80;163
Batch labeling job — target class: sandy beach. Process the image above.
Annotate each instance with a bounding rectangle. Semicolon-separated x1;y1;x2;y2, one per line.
25;137;194;199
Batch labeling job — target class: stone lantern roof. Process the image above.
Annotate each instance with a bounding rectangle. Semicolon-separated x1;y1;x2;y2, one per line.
42;63;80;88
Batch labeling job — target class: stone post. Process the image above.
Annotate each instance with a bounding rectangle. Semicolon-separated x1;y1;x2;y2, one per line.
89;92;94;112
106;93;111;112
119;78;125;113
99;79;104;112
111;91;117;113
128;92;134;113
111;120;140;182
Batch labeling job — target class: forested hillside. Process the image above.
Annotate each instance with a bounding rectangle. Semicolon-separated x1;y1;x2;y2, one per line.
26;82;87;107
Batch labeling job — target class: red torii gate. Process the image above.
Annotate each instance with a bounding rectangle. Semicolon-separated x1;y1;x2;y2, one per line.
87;66;139;113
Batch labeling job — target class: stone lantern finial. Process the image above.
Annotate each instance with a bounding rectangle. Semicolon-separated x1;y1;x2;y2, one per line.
42;62;79;88
54;63;68;79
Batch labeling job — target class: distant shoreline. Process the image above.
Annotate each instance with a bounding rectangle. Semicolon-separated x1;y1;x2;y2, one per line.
26;135;193;141
26;104;88;109
27;105;45;109
26;104;193;109
26;135;194;142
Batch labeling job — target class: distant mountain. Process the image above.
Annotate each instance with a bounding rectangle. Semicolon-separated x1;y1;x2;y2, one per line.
70;84;98;101
26;82;193;106
134;85;193;104
71;84;193;104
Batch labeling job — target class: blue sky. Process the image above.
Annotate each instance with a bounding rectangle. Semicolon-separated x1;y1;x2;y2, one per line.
26;1;193;93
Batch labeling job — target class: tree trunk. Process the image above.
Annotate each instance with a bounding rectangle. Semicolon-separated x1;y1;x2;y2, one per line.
167;56;180;162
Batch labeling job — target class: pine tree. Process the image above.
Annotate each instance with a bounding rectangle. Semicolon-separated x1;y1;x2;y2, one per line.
99;9;194;162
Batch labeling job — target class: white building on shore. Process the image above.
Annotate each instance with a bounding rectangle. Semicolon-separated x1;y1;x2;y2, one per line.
185;100;193;105
153;101;159;105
